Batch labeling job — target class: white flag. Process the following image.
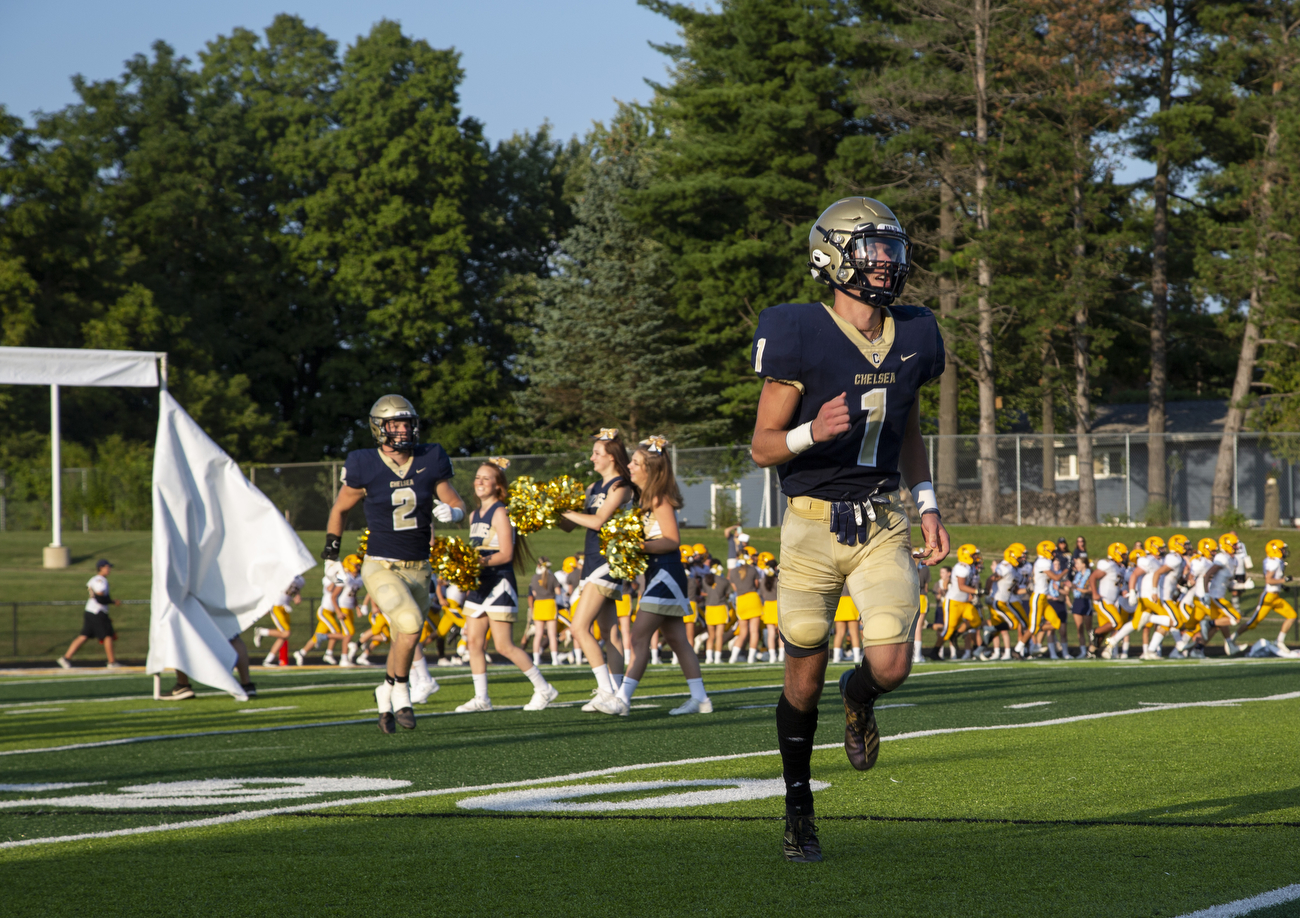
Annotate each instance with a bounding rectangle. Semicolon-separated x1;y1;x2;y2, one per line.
147;391;315;698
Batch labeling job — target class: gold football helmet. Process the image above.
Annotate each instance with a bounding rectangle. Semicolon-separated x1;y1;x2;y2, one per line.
1266;539;1288;559
693;543;708;557
1197;537;1219;558
1036;540;1056;560
342;554;361;575
1003;542;1027;565
1107;542;1128;564
562;556;577;574
1218;532;1240;554
1144;536;1166;556
757;551;776;567
956;543;980;565
368;394;419;450
1167;534;1189;555
808;197;912;306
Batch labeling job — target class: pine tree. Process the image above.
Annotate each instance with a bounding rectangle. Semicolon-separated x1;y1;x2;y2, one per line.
519;106;723;446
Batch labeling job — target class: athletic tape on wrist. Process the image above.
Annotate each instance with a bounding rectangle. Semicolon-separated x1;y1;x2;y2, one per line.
449;506;465;523
913;481;940;516
785;421;815;455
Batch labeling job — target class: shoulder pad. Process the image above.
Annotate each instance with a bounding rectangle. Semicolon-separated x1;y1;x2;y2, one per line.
752;303;816;381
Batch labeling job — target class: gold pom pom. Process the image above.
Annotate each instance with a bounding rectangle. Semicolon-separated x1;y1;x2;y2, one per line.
508;476;549;536
542;474;587;518
431;536;481;594
357;528;370;558
599;508;648;581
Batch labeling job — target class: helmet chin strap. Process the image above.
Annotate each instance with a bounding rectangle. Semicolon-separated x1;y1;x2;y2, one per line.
822;272;893;308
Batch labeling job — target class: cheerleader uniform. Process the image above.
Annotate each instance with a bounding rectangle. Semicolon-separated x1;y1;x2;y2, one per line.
578;476;630;599
638;512;691;617
466;501;518;622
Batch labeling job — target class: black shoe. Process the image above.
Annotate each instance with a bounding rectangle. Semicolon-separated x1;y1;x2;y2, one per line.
839;669;879;772
783;809;822;862
379;712;396;734
394;706;416;730
241;682;257;698
160;684;195;701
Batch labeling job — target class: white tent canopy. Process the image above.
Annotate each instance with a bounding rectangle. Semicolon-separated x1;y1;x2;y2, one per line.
0;345;164;562
0;346;314;699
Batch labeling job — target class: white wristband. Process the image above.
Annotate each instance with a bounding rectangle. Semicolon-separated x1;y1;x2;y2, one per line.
785;421;815;455
913;481;940;516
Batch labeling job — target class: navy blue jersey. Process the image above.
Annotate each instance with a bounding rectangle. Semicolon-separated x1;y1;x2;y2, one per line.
341;444;453;561
752;302;944;500
580;476;629;578
469;500;517;605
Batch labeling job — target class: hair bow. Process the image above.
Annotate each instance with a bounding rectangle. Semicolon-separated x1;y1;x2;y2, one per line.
640;435;668;454
594;428;620;441
488;457;511;470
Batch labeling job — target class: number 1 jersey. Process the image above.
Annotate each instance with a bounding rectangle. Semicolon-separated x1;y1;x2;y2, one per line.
341;444;453;561
751;302;944;500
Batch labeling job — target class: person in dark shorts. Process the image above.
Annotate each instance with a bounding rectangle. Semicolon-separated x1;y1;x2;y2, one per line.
58;559;122;669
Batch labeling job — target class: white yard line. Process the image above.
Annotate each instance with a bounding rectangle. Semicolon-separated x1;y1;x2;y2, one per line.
0;682;393;710
4;688;1299;849
1173;883;1300;918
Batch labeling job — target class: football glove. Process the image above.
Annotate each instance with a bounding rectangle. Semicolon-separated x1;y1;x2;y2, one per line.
434;501;464;524
322;533;341;561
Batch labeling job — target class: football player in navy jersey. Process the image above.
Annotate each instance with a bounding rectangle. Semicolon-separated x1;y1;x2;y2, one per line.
324;395;466;734
750;197;951;862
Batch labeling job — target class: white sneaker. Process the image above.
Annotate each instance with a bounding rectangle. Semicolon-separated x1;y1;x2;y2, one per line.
1275;643;1298;658
338;656;354;667
253;628;264;648
523;684;560;711
410;679;436;705
581;690;600;712
346;641;359;662
590;690;628;716
669;696;713;715
293;650;307;666
1101;644;1113;660
356;653;370;666
56;657;72;669
1224;639;1241;657
322;653;337;665
263;654;278;666
455;696;493;713
651;651;661;665
1140;650;1161;661
374;681;393;713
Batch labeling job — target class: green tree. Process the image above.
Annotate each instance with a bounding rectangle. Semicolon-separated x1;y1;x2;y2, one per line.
519;106;723;447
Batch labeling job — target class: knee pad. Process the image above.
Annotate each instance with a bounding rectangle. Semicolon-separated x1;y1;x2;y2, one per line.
777;587;836;650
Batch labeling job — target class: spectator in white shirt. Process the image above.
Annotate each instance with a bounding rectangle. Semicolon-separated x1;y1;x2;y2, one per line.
58;559;122;669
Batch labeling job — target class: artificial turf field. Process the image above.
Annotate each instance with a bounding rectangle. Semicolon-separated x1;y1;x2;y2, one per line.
2;658;1299;917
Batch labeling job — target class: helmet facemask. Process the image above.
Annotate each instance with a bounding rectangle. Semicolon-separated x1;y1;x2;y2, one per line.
375;415;418;450
812;223;912;306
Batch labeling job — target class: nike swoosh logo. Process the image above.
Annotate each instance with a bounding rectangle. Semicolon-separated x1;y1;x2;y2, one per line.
416;467;426;474
901;353;917;361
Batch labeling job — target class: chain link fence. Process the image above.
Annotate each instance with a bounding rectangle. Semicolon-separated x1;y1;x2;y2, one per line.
3;434;1296;533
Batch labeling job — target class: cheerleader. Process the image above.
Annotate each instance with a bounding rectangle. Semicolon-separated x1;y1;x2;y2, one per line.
559;429;635;713
702;565;734;663
757;557;783;663
529;557;563;666
614;437;712;715
455;459;559;713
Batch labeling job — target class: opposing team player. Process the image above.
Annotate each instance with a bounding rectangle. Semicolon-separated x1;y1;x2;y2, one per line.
750;197;949;862
1029;541;1067;659
1232;538;1296;655
988;543;1028;660
323;395;465;734
255;574;304;666
1087;543;1130;658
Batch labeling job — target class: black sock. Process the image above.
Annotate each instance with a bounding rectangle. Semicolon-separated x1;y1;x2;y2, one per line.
395;674;408;684
386;675;395;686
844;664;889;706
776;693;818;815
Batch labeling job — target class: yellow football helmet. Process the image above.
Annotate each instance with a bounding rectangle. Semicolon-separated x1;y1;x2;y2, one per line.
1003;542;1027;565
1197;537;1219;558
744;545;758;558
1036;540;1056;560
342;554;361;575
679;546;694;563
956;543;979;565
1107;542;1128;564
1128;547;1146;564
693;543;708;557
1266;539;1289;559
367;394;419;449
562;556;577;574
1143;536;1166;555
758;551;775;567
808;197;912;306
1219;532;1240;554
1167;534;1189;555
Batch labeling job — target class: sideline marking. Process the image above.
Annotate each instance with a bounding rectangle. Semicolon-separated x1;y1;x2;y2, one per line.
4;688;1299;848
5;707;65;715
236;706;299;715
1005;701;1053;709
0;682;401;710
456;778;829;813
1173;883;1300;918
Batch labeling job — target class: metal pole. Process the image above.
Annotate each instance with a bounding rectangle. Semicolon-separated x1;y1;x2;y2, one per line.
332;462;338;499
12;603;17;656
50;384;62;549
1125;434;1131;521
159;352;168;391
1233;433;1239;510
1015;435;1022;526
762;466;772;528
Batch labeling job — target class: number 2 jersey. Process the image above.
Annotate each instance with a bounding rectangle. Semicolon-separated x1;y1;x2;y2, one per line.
340;444;453;561
751;302;945;500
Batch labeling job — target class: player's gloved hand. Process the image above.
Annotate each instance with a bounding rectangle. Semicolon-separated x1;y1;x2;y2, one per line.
433;501;464;524
829;500;870;546
322;533;341;561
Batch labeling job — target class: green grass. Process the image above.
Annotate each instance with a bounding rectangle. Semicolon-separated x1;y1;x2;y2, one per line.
2;658;1299;916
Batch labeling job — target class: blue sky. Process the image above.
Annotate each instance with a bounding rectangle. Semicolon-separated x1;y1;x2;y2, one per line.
0;0;682;143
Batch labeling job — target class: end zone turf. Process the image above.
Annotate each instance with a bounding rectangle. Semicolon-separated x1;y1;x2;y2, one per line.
2;659;1298;917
